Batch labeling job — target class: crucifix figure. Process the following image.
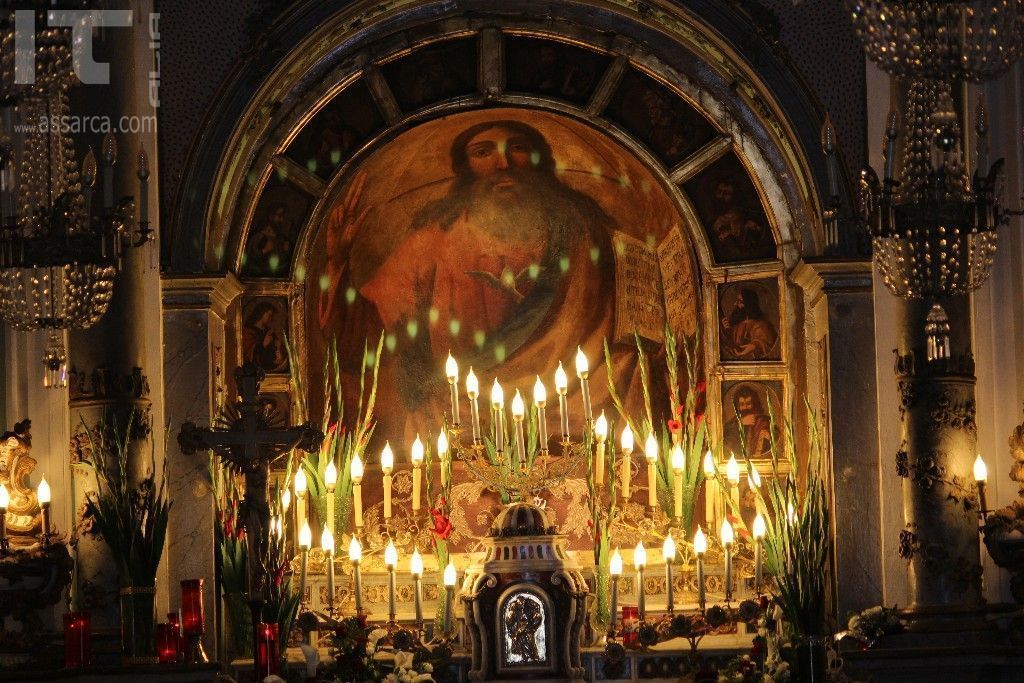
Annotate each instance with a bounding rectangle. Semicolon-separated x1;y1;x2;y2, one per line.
178;362;322;642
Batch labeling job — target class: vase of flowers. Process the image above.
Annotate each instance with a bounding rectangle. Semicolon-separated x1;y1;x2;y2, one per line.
81;410;170;663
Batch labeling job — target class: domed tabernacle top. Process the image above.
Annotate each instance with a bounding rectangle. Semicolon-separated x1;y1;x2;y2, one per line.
491;502;554;538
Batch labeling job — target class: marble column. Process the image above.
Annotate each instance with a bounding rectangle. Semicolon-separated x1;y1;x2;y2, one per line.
161;273;243;657
793;260;884;618
895;296;984;622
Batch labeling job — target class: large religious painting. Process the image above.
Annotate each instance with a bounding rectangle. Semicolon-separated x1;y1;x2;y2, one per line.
718;279;781;362
684;152;776;263
305;108;702;537
721;380;783;461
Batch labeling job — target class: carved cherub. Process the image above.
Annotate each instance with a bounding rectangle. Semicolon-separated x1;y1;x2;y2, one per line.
1009;405;1024;496
0;419;41;542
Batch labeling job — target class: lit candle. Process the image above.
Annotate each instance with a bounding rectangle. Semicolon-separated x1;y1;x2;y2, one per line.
694;526;707;612
321;526;335;615
747;468;762;491
752;513;766;595
721;519;734;603
534;377;549;453
38;477;51;542
443;561;457;636
385;540;398;623
466;369;481;443
410;548;424;628
620;425;633;500
298;522;311;603
281;489;291;514
0;483;8;551
974;454;988;516
575;347;592;424
726;453;740;486
350;454;364;530
594;412;608;487
634;542;647;621
325;460;338;536
445;353;460;426
663;534;676;613
349;536;363;614
491;380;505;453
511;390;526;471
411;436;424;512
609;548;622;636
438;431;450;489
672;444;684;520
644;433;659;510
554;363;569;441
294;468;308;538
381;442;394;520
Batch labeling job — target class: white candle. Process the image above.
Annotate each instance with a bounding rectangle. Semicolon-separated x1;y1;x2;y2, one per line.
411;436;424;512
38;477;51;540
438;431;450;489
445;353;460;426
721;519;734;603
663;534;676;613
575;347;592;424
294;468;308;537
752;513;766;595
974;454;989;514
620;425;633;500
385;540;398;623
491;380;505;453
467;368;481;443
634;542;647;621
351;454;364;530
694;526;707;611
411;548;424;626
554;363;569;440
594;412;608;487
443;561;457;636
0;483;8;550
702;450;717;527
325;460;338;535
609;548;622;635
298;522;311;603
645;433;659;510
534;377;548;453
672;444;684;520
511;390;526;470
381;442;394;520
349;536;363;614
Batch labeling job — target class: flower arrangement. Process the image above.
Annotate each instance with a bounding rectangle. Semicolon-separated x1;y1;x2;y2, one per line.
80;410;170;589
844;605;902;645
323;614;438;682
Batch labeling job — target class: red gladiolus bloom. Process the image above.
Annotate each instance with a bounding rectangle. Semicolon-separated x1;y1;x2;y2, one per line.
430;507;453;540
667;419;682;434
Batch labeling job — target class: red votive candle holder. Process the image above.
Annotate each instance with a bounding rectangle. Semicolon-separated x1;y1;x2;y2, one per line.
621;606;639;647
156;622;179;663
63;611;91;668
180;579;205;635
255;622;280;679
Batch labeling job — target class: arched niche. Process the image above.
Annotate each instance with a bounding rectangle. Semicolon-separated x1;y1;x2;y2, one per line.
206;0;834;548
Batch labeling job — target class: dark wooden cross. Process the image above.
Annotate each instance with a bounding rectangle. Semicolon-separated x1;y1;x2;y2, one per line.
178;362;322;632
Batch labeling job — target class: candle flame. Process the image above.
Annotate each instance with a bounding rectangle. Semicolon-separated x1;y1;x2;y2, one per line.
0;483;8;509
533;376;547;405
574;346;589;376
644;432;659;463
703;449;715;475
37;477;50;505
465;368;479;398
554;362;568;393
350;453;364;480
411;435;424;463
437;431;449;456
325;460;338;487
752;514;767;540
511;389;525;418
281;488;291;512
620;424;634;453
594;411;608;441
694;526;707;554
348;535;362;562
445;352;458;381
443;561;457;586
720;519;734;546
410;548;423;577
384;540;398;568
662;534;676;562
381;442;394;472
298;521;312;549
633;541;647;569
294;468;307;495
671;444;684;471
974;454;988;482
320;525;334;554
609;547;623;576
490;378;504;406
726;453;740;484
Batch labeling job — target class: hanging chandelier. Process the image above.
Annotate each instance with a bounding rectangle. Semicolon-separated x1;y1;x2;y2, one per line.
846;0;1024;82
0;11;151;387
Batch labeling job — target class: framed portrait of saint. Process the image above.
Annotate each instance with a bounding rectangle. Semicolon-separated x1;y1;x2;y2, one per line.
720;380;783;461
240;296;290;375
718;279;781;362
241;174;313;278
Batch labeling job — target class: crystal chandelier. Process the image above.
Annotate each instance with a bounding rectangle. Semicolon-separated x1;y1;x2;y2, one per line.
0;12;150;387
846;0;1024;82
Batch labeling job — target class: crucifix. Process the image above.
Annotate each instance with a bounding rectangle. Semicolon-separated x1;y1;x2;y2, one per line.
178;362;322;650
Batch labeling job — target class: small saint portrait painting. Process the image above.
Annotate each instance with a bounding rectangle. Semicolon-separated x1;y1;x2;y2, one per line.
381;37;477;112
718;279;781;362
684;152;776;263
721;380;783;461
241;174;313;277
306;107;701;451
505;36;609;106
240;297;290;375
